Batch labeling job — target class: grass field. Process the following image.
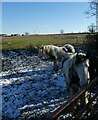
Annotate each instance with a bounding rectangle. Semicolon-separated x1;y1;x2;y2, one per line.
2;33;86;50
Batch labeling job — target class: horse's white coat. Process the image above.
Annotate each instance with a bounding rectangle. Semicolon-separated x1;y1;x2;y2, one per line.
62;53;90;98
38;44;75;71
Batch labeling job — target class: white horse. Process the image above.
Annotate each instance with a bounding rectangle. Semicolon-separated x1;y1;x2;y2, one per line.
63;44;75;53
38;44;75;71
62;52;90;103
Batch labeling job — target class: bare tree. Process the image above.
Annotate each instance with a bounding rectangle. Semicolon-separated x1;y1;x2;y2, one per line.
85;0;98;78
25;32;29;36
85;0;97;16
85;0;98;31
60;29;64;35
96;0;98;31
88;23;96;33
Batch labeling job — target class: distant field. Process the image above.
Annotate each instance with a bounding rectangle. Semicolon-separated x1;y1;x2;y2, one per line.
2;34;86;50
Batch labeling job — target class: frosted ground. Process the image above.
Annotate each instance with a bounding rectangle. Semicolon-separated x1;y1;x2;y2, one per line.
1;50;68;120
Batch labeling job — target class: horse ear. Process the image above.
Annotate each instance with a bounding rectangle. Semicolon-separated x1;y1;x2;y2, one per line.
81;53;87;61
76;53;87;64
83;55;87;60
40;45;44;50
62;47;68;52
76;53;81;60
75;53;80;64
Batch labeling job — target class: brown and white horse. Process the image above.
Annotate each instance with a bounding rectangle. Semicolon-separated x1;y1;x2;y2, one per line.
62;52;90;104
38;44;75;71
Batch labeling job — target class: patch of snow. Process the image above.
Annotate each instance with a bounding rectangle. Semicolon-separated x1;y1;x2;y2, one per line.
1;51;68;119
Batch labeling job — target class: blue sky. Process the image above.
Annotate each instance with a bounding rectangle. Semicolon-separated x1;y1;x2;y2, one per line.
2;2;96;34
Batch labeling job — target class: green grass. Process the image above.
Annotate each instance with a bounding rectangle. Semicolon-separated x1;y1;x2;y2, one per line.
2;34;86;50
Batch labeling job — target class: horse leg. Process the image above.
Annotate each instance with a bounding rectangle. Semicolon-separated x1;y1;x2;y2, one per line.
70;84;79;97
54;61;58;71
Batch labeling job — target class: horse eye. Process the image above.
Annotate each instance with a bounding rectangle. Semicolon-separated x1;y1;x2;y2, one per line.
85;64;88;67
84;63;89;68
